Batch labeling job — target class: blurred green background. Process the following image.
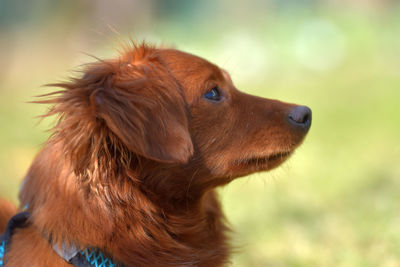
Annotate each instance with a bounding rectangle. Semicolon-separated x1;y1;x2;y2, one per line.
1;0;400;266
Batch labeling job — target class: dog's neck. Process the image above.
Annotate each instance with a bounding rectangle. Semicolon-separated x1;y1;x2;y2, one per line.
19;144;230;266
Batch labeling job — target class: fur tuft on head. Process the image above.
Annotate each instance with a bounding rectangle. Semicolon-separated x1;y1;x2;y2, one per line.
36;43;193;187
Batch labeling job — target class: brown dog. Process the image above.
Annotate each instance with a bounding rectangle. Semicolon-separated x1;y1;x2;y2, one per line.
0;43;311;266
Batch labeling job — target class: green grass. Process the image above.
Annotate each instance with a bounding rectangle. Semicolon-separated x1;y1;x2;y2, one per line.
221;25;400;265
1;11;400;267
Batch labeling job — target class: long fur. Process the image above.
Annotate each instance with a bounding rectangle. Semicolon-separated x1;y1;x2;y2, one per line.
1;42;310;267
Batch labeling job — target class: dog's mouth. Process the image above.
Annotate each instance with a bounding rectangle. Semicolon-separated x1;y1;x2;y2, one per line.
242;151;291;166
231;151;292;174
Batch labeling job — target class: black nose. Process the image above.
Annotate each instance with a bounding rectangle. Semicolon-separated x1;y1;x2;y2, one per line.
288;106;312;130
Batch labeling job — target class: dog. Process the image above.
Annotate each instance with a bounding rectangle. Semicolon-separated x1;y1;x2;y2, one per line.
0;42;311;266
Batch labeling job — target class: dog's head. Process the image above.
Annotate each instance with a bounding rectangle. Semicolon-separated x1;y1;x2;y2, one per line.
45;43;311;201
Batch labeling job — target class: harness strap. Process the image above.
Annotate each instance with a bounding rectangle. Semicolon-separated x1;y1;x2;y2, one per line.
0;212;30;266
0;240;5;266
0;212;120;267
72;248;117;267
52;243;117;267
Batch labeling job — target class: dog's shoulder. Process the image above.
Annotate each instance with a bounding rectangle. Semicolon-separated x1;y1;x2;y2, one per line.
5;225;69;267
0;200;17;233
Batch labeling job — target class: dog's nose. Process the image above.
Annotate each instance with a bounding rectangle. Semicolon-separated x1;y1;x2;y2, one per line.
288;106;312;130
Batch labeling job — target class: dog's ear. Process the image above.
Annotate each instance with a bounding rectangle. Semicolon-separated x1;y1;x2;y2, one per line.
88;60;194;164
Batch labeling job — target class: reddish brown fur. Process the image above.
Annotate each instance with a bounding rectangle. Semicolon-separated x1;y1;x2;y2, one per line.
0;200;17;232
1;43;310;266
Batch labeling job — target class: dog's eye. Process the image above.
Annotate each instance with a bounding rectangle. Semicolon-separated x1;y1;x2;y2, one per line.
204;87;221;101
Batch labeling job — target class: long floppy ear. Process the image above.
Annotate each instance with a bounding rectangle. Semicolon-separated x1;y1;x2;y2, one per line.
88;57;194;164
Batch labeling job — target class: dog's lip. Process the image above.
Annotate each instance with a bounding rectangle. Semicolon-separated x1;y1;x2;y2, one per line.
235;151;292;166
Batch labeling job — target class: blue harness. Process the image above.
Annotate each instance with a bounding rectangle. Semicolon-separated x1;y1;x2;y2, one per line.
0;213;120;267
